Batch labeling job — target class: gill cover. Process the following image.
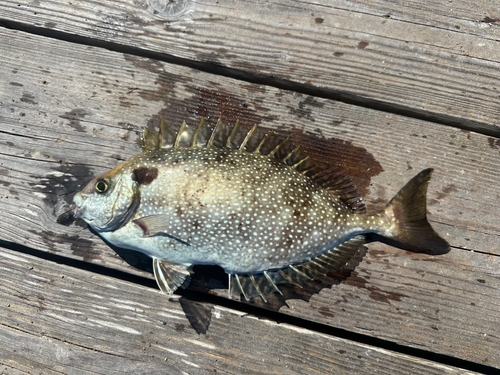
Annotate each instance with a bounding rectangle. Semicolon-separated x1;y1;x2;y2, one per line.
74;164;140;233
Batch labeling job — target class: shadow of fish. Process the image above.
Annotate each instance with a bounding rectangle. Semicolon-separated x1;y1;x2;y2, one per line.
74;118;450;302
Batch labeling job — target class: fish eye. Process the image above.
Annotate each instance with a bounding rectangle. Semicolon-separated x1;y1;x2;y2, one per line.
95;179;110;194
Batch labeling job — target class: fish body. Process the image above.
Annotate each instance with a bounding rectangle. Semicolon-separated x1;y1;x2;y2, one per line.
74;119;450;301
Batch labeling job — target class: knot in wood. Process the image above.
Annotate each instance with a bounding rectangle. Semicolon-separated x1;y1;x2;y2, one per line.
146;0;191;20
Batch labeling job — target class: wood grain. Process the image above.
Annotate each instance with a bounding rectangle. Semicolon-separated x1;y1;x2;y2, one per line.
283;242;500;367
1;0;500;134
0;27;497;258
0;247;480;375
0;27;499;367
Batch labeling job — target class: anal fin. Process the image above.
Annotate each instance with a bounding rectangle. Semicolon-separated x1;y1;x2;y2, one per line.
298;235;366;278
229;235;366;302
228;273;283;302
153;258;191;295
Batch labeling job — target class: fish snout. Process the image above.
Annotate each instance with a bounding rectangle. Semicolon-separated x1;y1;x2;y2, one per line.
72;192;88;219
73;192;84;208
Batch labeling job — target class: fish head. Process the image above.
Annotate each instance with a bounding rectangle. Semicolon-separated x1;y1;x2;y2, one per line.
73;162;139;232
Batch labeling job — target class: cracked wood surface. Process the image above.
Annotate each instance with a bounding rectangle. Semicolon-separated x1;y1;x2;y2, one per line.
0;1;499;372
1;0;500;134
0;247;480;374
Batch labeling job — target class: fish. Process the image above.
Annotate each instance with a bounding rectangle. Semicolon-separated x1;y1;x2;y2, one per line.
73;118;450;302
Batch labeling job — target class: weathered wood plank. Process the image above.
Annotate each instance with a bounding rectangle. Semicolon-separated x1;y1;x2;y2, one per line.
282;242;500;367
1;0;500;134
205;241;500;368
0;27;497;258
1;247;480;375
1;28;499;367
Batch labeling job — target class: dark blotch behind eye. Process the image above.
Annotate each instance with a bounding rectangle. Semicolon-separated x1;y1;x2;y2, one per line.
132;167;159;186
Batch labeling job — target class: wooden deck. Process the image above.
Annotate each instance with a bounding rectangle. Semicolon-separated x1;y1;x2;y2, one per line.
0;0;499;373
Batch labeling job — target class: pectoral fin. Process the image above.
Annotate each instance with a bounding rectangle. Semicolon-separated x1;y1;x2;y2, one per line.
133;216;191;246
153;258;191;295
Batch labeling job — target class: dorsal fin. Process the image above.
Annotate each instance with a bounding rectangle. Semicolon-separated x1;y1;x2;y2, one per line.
229;235;366;301
173;121;188;149
310;167;365;213
291;155;310;170
160;118;177;149
268;137;289;157
140;128;160;152
140;118;177;151
208;119;232;148
240;124;258;150
226;120;241;148
282;145;300;164
206;119;221;147
254;131;281;155
190;118;206;148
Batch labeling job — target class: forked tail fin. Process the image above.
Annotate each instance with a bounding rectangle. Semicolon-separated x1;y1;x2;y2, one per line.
383;169;450;254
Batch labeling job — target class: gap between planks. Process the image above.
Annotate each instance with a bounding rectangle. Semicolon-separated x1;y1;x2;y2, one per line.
0;20;498;370
0;18;499;138
0;241;492;375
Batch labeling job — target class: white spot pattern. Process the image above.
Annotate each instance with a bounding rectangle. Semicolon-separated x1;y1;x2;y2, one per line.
93;147;387;273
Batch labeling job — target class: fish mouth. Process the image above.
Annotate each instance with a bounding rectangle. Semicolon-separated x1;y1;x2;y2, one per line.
72;194;86;219
70;202;81;217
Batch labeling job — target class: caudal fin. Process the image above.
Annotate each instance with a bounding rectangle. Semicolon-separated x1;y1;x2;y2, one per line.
383;169;450;254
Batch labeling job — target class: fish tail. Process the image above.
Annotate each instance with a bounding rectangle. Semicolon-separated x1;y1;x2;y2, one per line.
381;168;450;254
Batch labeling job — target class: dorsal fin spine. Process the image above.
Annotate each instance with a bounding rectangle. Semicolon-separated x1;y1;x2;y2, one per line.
159;118;167;148
269;137;289;157
309;170;324;179
157;118;178;149
240;124;258;150
208;119;223;147
282;145;301;163
174;121;187;149
140;129;149;151
226;120;241;148
292;156;310;169
254;131;275;154
191;117;205;148
301;166;319;175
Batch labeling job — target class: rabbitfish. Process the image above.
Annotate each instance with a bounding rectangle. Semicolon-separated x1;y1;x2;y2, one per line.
74;119;450;301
